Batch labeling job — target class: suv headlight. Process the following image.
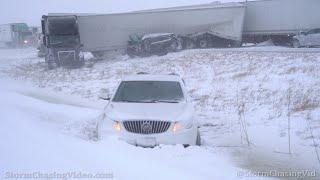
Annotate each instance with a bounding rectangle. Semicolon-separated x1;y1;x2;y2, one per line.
113;121;121;132
172;121;193;132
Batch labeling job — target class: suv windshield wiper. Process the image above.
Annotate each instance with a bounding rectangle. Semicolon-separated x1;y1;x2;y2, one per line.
148;99;180;103
119;100;154;103
119;99;180;103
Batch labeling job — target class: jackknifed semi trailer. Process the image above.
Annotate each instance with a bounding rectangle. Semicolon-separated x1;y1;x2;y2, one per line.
78;2;245;55
41;2;245;67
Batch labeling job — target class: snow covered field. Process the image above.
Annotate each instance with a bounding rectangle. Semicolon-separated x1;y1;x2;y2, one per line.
0;47;320;179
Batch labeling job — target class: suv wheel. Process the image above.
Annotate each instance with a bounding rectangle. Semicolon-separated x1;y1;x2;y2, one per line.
197;38;210;49
143;40;151;53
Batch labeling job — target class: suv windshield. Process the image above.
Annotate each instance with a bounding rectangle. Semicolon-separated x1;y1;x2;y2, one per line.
113;81;184;103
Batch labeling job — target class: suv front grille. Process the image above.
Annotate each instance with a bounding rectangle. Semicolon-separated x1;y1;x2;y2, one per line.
123;120;171;134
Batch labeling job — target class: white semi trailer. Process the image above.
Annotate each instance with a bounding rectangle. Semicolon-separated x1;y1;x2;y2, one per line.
242;0;320;45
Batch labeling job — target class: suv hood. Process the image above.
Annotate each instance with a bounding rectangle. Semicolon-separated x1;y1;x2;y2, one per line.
105;102;193;122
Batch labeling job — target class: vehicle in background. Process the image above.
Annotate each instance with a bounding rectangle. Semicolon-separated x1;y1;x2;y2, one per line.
41;15;84;69
36;34;46;57
0;23;33;48
242;0;320;46
127;33;181;57
292;29;320;48
103;73;201;147
27;26;42;47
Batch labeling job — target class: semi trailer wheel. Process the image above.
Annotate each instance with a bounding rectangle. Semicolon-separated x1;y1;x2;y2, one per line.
197;38;209;48
170;40;179;52
182;38;195;49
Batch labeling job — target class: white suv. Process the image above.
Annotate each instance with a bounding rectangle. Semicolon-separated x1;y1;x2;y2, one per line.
103;74;201;147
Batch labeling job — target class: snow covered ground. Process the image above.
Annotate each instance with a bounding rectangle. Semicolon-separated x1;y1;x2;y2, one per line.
0;47;320;179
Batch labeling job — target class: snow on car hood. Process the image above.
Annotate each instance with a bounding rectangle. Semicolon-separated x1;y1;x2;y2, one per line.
105;102;193;122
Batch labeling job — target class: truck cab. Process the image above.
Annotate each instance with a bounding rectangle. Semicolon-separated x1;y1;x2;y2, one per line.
41;15;84;69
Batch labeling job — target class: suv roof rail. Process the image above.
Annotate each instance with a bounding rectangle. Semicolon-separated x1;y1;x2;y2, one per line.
137;72;149;75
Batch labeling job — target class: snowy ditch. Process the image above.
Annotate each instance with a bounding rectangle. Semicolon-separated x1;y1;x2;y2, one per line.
0;47;320;179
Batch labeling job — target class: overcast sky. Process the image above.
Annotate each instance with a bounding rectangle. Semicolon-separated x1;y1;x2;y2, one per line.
0;0;245;26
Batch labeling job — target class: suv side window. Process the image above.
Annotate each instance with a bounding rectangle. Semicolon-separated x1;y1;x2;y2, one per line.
307;29;315;34
314;29;320;34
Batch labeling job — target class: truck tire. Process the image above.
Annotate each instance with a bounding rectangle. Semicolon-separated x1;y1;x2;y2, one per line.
169;38;183;52
292;39;300;48
78;55;85;67
47;61;54;70
91;51;105;59
45;55;57;70
170;40;179;52
176;37;184;51
47;59;58;70
156;49;168;56
182;38;195;49
143;40;151;52
197;37;211;49
231;41;242;48
127;51;135;58
126;47;136;58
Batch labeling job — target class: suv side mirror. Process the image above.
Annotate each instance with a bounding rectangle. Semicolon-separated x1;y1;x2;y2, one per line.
99;88;111;101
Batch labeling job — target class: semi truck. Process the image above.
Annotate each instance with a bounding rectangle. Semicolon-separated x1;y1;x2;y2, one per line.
41;15;84;69
0;23;33;48
41;2;245;67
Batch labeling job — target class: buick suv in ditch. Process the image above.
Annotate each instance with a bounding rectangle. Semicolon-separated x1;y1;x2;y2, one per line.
103;74;201;147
